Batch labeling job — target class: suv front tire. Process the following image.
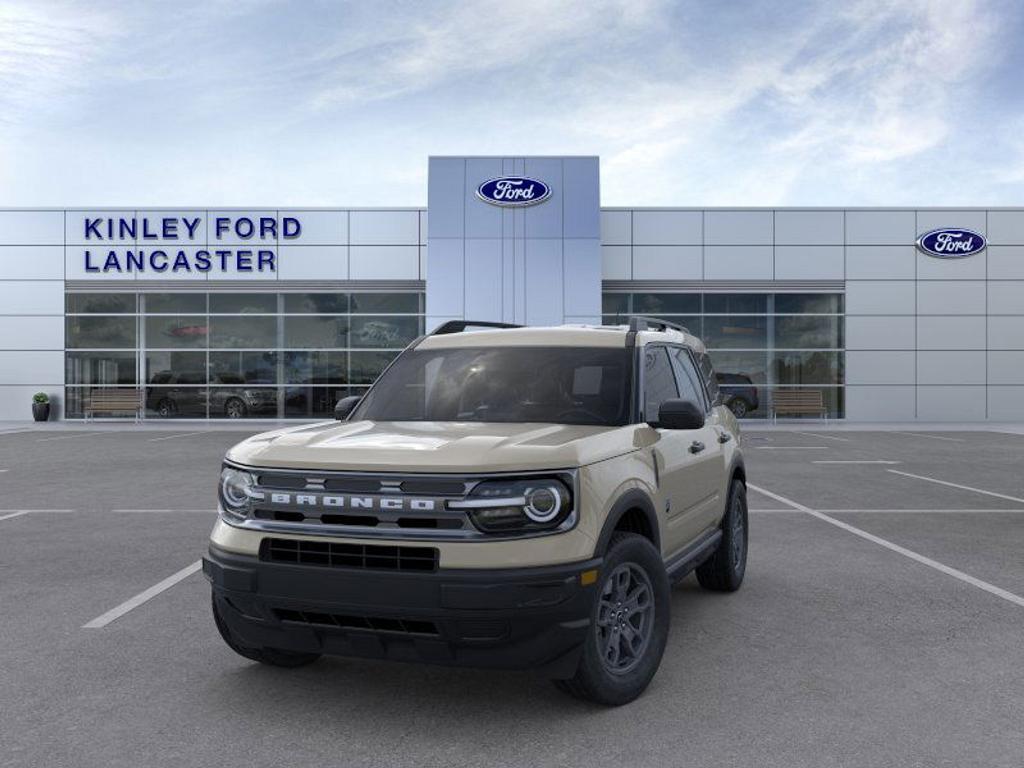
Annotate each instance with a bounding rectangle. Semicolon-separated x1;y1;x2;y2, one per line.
554;532;670;706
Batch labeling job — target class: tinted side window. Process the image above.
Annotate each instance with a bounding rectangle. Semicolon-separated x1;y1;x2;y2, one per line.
643;346;679;421
669;348;708;411
697;352;721;405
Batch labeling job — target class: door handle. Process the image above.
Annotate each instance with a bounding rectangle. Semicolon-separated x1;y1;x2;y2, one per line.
717;430;732;444
689;440;705;454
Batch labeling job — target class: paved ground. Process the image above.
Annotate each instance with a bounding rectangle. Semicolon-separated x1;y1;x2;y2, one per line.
1;424;1023;767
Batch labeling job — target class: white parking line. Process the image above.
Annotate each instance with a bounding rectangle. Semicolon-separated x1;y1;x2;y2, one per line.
0;509;74;521
0;511;30;522
111;509;215;513
37;432;103;442
748;483;1024;609
148;431;209;442
82;560;203;629
0;468;8;472
794;431;850;442
887;470;1024;505
755;446;831;450
891;431;964;443
819;509;1024;514
812;460;901;465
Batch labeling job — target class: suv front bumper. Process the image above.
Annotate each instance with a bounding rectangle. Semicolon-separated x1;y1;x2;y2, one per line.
203;545;602;677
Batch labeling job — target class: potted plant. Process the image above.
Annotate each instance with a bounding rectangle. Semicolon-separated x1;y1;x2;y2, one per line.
32;392;50;422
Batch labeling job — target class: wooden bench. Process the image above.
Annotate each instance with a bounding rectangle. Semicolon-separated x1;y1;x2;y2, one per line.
771;389;827;421
84;389;144;421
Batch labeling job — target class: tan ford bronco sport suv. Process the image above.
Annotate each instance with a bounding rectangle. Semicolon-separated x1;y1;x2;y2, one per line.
204;317;748;705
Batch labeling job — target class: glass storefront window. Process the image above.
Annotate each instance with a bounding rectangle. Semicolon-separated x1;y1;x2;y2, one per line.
209;293;277;314
146;351;206;384
209;316;277;348
66;293;136;314
66;352;137;385
774;316;842;349
283;316;348;348
65;289;422;419
283;293;348;314
146;316;208;349
66;316;137;348
350;316;419;348
634;293;700;315
145;294;206;313
704;294;767;314
773;351;844;385
702;316;768;349
210;351;277;384
774;293;844;314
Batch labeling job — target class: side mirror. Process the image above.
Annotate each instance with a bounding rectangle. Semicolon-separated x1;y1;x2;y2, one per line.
650;398;704;430
334;395;362;421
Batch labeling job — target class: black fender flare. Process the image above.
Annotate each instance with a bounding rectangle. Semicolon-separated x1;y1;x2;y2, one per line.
593;488;660;556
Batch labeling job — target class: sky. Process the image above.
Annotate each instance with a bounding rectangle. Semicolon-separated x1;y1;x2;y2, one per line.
1;0;1022;207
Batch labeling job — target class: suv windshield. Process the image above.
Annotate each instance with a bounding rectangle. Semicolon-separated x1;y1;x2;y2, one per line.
352;346;632;426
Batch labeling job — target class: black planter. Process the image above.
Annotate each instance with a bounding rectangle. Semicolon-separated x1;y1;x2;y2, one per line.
32;402;50;422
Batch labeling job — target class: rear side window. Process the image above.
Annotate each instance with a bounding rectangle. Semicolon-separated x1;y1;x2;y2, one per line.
643;346;679;421
697;352;721;405
669;348;708;412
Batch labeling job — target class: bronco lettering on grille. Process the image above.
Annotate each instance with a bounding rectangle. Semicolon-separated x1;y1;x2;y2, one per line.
267;493;437;512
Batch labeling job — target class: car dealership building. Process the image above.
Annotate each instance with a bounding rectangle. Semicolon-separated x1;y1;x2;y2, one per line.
1;155;1022;422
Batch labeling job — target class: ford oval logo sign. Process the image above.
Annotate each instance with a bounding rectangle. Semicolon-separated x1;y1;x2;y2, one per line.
916;228;987;259
476;176;551;207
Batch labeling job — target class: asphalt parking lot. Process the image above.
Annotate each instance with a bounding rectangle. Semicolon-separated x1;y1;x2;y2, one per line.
1;424;1023;767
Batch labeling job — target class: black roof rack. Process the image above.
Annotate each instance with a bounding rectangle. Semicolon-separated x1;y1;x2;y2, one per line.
627;316;691;334
431;320;523;336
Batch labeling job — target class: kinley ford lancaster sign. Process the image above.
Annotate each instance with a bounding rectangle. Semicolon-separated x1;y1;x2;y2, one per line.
82;215;302;274
916;227;987;259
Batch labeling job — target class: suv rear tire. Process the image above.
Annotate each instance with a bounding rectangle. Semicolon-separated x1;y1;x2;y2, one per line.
211;594;321;668
553;532;670;706
696;478;748;592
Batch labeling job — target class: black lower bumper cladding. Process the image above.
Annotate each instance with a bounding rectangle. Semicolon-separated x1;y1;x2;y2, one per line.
204;545;602;677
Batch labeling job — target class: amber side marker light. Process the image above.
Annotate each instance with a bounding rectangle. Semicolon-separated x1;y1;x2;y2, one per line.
580;569;599;586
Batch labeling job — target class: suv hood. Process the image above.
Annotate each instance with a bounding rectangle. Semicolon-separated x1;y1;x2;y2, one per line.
226;420;638;473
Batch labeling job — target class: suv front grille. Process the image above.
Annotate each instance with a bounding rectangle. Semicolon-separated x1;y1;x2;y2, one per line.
273;608;439;636
260;538;438;572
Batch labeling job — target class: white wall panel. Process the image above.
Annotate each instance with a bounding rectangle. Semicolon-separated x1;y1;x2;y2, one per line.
916;316;986;350
277;246;347;280
917;250;986;280
988;386;1024;419
916;386;986;421
988;352;1024;384
0;316;62;349
704;211;772;245
773;245;843;280
563;239;601;319
524;240;563;326
633;246;702;280
0;211;64;245
846;351;915;384
845;316;915;350
916;281;985;315
0;281;64;314
463;239;502;321
349;246;419;280
704;246;772;279
988;246;1024;279
845;211;915;245
987;281;1024;315
0;246;64;279
278;211;347;245
0;385;63;420
601;246;631;280
917;351;985;385
632;211;701;245
845;281;915;315
350;211;419;245
600;211;631;245
988;317;1024;350
425;239;463;319
988;211;1024;245
0;351;63;384
774;211;843;245
845;385;915;421
845;246;915;280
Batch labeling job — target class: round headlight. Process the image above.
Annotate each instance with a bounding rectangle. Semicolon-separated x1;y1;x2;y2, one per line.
220;467;255;513
523;484;564;523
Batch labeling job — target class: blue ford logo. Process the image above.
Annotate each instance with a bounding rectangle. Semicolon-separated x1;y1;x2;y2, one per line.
476;176;551;207
916;228;986;258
